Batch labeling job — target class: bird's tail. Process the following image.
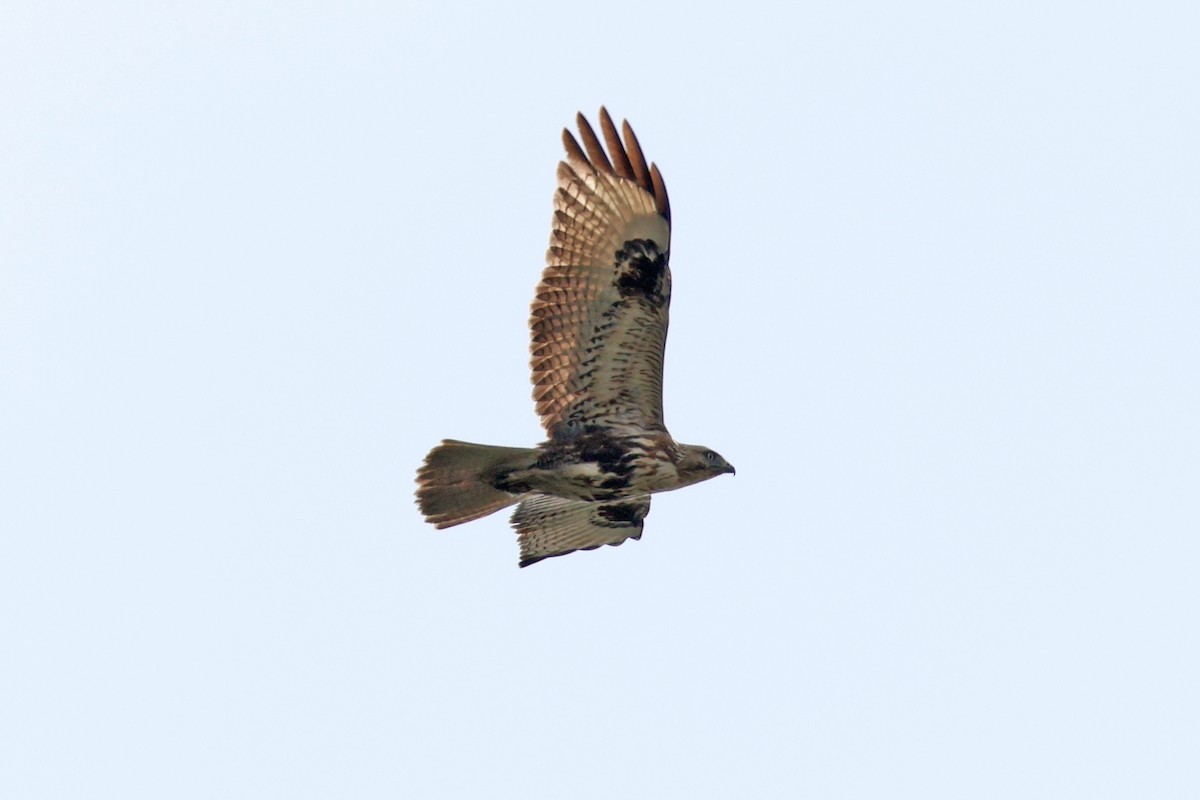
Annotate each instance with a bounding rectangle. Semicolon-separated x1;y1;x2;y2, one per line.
416;439;538;528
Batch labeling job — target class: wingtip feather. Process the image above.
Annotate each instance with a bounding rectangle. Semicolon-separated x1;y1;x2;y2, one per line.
598;107;635;181
621;119;653;189
561;108;670;220
575;112;613;173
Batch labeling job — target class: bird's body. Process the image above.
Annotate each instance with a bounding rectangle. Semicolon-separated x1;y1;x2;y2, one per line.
498;429;709;501
417;108;733;567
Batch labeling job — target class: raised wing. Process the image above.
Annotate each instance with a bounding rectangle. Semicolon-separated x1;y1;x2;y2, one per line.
530;108;673;438
511;494;651;568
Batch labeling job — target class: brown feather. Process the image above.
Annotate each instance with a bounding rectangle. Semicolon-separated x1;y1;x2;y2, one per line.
561;128;587;166
598;106;635;181
650;163;671;223
574;112;614;174
621;120;653;192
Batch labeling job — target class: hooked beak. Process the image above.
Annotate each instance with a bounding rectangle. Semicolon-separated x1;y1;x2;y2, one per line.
723;464;736;476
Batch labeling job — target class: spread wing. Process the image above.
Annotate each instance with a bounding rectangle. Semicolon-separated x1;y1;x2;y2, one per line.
530;108;673;438
511;494;651;568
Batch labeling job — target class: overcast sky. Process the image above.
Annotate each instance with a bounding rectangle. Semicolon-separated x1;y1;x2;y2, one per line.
3;2;1198;798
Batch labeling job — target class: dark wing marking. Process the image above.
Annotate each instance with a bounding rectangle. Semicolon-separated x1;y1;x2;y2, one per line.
530;108;673;438
511;494;651;567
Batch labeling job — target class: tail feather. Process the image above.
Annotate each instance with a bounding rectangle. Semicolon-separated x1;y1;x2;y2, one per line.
416;439;537;528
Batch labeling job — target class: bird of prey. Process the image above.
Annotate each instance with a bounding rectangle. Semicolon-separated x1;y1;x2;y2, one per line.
416;108;734;567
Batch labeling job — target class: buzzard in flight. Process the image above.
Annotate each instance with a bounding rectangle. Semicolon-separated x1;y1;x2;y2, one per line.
416;108;734;567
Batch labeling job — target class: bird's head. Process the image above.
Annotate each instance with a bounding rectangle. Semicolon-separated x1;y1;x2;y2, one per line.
675;444;736;486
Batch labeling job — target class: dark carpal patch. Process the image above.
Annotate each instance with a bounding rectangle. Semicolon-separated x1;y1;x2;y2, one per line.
613;239;668;305
597;502;646;526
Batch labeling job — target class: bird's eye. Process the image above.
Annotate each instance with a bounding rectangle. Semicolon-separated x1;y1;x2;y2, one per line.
705;451;716;461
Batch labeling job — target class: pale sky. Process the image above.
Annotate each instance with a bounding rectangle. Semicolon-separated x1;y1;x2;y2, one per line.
3;2;1198;798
